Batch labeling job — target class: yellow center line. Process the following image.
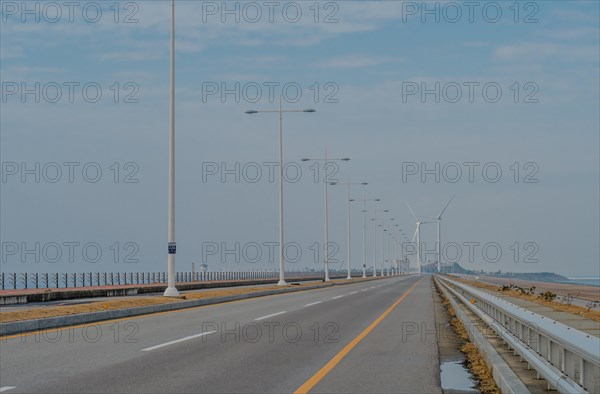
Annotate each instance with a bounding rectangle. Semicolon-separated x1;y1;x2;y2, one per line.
294;277;422;394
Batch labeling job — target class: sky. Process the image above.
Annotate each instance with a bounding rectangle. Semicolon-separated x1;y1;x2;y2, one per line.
1;0;599;278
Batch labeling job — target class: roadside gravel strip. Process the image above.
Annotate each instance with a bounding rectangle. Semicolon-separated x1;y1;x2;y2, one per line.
0;276;394;336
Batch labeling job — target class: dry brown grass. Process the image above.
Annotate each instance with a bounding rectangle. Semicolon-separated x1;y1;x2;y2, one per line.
460;342;501;394
0;282;321;323
435;280;501;394
451;276;600;322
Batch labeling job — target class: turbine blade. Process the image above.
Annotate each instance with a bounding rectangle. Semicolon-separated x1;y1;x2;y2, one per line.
411;225;419;242
405;202;417;220
438;195;455;219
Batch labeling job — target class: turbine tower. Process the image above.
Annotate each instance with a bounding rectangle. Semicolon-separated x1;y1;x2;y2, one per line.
433;196;454;273
406;203;434;273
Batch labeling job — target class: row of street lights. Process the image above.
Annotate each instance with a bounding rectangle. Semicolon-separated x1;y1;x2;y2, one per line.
301;154;351;282
245;97;316;286
162;1;406;296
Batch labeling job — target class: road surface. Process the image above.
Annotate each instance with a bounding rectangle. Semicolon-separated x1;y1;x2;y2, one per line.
0;275;445;393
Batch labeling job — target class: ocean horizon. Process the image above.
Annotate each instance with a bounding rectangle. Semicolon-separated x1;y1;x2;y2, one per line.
565;278;600;287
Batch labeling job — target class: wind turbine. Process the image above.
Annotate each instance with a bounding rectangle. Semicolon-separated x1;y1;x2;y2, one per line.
405;203;435;273
432;196;454;273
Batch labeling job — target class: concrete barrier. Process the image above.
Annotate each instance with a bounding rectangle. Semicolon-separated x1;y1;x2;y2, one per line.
0;275;392;336
0;275;345;305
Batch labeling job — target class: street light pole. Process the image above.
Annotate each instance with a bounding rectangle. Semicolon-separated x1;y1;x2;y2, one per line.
346;180;351;279
277;97;284;285
372;218;377;277
355;197;380;278
369;209;389;277
246;100;316;286
362;199;366;278
332;180;368;280
302;155;350;282
324;149;329;281
381;226;385;276
164;0;178;297
373;216;394;276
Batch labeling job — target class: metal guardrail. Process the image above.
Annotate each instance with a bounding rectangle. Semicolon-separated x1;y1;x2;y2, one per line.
436;275;600;394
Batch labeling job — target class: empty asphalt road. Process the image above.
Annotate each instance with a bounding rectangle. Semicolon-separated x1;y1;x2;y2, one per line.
0;275;445;393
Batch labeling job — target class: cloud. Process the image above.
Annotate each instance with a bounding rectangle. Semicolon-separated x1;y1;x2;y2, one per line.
493;43;598;62
541;27;600;40
317;55;383;69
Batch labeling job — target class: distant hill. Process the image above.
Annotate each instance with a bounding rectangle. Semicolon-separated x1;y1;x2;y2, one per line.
487;271;569;282
425;263;569;283
423;262;475;275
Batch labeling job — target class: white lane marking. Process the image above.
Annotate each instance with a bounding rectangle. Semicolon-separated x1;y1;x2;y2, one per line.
255;311;286;321
332;295;345;299
0;388;16;393
361;289;368;292
142;331;217;352
369;286;376;289
304;301;323;307
350;291;357;295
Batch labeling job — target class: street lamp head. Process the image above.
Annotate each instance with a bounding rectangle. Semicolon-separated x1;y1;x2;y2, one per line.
384;209;389;212
341;158;351;161
350;199;355;202
301;158;310;161
361;182;368;185
375;198;381;201
303;109;316;113
245;110;258;114
329;182;337;185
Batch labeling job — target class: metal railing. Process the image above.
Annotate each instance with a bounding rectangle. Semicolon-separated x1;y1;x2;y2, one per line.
436;275;600;394
0;271;332;290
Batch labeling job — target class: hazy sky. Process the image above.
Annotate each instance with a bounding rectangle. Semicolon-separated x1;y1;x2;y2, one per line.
1;1;599;278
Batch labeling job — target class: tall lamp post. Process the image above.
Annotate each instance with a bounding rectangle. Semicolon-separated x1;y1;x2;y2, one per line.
393;228;405;274
389;224;400;275
302;153;350;282
369;209;389;276
350;196;380;278
331;178;368;279
376;217;395;276
164;0;179;297
246;98;316;286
